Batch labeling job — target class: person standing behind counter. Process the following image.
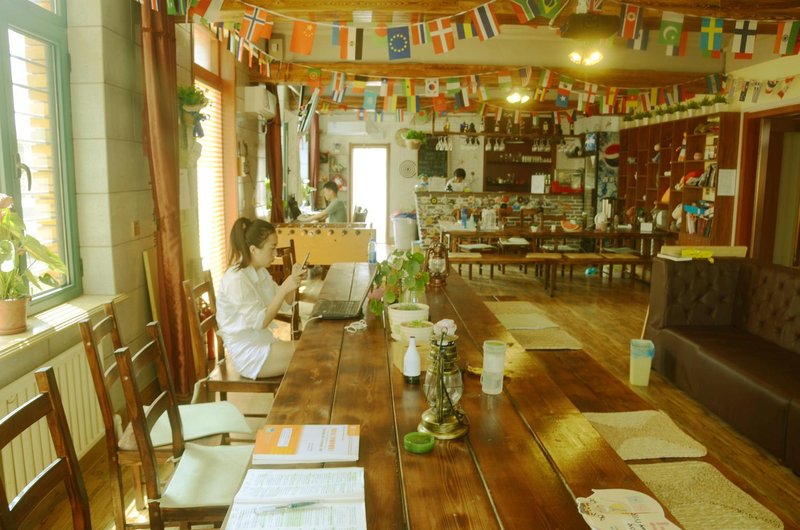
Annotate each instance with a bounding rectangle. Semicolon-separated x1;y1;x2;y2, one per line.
446;168;466;192
302;180;347;222
216;218;307;379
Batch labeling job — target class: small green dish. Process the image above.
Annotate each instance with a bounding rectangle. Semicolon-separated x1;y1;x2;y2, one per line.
403;432;435;454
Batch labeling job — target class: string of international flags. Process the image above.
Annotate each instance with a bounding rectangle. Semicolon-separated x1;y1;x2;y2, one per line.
139;0;800;120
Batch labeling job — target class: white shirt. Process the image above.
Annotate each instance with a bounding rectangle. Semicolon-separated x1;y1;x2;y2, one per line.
216;265;290;379
446;178;465;192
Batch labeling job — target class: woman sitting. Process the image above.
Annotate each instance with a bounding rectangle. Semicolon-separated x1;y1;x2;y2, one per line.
216;218;306;379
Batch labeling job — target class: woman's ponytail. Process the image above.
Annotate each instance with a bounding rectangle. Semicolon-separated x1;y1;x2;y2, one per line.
227;217;276;269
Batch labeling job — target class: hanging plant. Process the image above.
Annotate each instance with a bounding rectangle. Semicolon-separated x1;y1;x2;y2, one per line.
178;85;209;138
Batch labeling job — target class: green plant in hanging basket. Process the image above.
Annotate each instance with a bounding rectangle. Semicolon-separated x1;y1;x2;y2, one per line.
178;85;208;108
404;130;429;141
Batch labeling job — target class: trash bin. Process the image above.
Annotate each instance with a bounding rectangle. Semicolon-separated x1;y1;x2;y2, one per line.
392;217;417;250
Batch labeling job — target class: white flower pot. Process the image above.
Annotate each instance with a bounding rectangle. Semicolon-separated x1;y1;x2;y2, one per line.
387;303;429;340
399;319;435;344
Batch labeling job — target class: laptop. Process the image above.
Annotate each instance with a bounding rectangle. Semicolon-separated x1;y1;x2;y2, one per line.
311;284;372;320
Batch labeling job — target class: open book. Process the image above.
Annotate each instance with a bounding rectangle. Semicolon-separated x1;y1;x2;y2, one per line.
227;467;366;530
576;489;680;530
253;424;360;465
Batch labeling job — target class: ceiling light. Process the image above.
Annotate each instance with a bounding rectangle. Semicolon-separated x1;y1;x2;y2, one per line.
506;90;531;104
568;48;603;66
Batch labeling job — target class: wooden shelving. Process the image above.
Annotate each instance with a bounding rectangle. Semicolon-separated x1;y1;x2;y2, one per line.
482;137;555;192
618;112;740;245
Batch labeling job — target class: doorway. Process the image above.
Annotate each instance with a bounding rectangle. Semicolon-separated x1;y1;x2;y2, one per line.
739;107;800;266
350;145;389;243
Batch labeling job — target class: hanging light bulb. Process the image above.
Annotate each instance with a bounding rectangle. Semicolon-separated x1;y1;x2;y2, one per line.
506;92;521;103
568;44;604;66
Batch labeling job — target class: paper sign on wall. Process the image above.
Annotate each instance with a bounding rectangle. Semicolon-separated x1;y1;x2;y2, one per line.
531;174;545;194
717;169;737;196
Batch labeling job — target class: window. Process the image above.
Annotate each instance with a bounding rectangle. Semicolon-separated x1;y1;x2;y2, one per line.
0;0;80;310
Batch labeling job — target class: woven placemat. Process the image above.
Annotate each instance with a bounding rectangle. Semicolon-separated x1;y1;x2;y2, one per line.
510;328;582;350
630;461;783;530
495;312;558;330
485;301;538;315
583;410;707;460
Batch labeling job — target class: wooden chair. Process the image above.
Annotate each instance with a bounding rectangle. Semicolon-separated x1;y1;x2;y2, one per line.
0;367;91;530
183;272;285;407
115;322;253;530
79;304;250;530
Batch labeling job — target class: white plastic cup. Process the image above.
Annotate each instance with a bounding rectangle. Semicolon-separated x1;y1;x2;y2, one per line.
481;340;507;395
629;339;655;386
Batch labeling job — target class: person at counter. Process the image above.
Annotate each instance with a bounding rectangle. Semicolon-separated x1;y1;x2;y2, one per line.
446;168;467;192
300;180;347;222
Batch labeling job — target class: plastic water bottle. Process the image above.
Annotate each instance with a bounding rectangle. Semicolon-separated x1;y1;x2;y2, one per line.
367;238;377;264
403;337;420;384
461;207;468;228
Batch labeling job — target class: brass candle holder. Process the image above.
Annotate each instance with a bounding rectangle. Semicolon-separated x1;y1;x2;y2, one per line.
418;333;468;439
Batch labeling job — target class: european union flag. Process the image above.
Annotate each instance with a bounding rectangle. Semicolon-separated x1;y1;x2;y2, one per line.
387;26;411;60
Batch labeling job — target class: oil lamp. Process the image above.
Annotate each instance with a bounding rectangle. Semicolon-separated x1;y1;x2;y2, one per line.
419;333;468;439
424;237;449;287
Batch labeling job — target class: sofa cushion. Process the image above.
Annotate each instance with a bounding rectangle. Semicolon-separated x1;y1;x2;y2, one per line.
735;262;800;355
653;326;799;458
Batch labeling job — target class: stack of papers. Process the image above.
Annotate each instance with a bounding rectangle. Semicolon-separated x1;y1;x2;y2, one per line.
576;489;680;530
227;467;367;530
458;243;495;251
499;237;530;246
253;424;360;465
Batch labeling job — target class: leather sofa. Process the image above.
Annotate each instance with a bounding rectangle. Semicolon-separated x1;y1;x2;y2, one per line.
644;257;800;474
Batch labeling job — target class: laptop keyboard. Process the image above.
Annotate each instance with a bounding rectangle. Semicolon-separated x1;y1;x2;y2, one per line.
313;300;362;318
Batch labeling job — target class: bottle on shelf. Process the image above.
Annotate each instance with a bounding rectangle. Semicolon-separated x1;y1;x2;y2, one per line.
367;238;377;264
403;337;421;384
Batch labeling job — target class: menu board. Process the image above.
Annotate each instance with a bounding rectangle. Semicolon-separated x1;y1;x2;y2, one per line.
417;139;447;179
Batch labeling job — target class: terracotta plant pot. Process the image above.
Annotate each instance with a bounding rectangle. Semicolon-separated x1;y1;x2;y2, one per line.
0;297;28;335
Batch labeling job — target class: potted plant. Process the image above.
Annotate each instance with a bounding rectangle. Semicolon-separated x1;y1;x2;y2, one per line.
712;94;728;112
368;249;430;336
622;114;635;128
675;103;688;118
404;130;428;150
0;194;66;335
653;107;666;122
178;85;208;138
699;96;714;114
686;100;701;116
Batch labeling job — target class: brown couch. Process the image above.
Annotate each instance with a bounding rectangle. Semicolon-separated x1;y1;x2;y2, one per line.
644;257;800;474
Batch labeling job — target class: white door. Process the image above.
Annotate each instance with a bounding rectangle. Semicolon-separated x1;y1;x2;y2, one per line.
350;145;388;243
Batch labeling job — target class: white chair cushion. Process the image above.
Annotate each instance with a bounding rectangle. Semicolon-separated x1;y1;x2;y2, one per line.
160;442;253;508
150;401;251;447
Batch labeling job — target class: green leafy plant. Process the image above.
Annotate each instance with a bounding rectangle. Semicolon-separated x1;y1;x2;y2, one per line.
0;194;66;300
675;103;688;112
712;94;728;104
622;114;635;122
178;85;208;108
700;96;714;107
404;130;429;141
664;105;676;114
654;107;666;117
368;249;430;315
687;100;701;110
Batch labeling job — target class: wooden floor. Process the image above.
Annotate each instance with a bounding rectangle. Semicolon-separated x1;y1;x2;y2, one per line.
39;266;800;529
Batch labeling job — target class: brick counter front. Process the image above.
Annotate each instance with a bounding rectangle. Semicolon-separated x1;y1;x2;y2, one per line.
414;191;589;244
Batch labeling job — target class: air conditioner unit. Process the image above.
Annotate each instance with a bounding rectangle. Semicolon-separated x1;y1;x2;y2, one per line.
244;85;277;119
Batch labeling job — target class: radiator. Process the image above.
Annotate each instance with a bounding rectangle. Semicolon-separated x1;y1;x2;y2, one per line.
0;343;104;499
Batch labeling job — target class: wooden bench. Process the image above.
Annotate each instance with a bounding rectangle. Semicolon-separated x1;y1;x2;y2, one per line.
448;252;560;296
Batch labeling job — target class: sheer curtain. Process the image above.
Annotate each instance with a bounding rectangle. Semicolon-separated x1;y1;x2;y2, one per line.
266;84;285;223
140;6;192;395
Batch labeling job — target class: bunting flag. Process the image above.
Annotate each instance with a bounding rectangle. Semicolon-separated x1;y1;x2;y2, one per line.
534;87;547;101
340;27;364;60
478;85;489;101
774;20;800;55
584;82;598;102
537;0;564;20
706;73;722;94
428;18;456;54
732;20;758;59
518;67;532;86
374;111;383;123
701;48;723;60
577;93;587;112
738;80;750;102
700;17;724;51
471;3;500;41
387;26;412;60
190;0;224;20
558;76;573;94
330;71;346;93
404;78;415;96
468;74;479;93
765;79;778;94
628;28;649;50
319;101;330;114
751;81;762;103
618;3;642;40
363;91;378;111
455;87;470;109
658;11;684;46
672;85;684;103
509;0;539;23
393;79;407;96
587;0;604;14
166;0;187;16
446;78;461;94
290;21;317;55
606;86;618;106
433;94;448;112
407;95;419;113
555;91;569;108
350;76;367;94
639;92;650;112
150;0;159;11
383;95;398;112
332;87;346;103
539;68;553;88
497;72;513;90
239;6;273;43
455;21;477;39
306;67;322;88
425;78;440;96
666;31;688;56
331;21;344;45
778;76;795;98
396;109;405;122
411;21;428;45
356;109;365;121
380;77;390;97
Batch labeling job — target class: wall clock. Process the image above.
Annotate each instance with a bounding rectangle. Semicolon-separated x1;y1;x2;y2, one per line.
399;159;417;178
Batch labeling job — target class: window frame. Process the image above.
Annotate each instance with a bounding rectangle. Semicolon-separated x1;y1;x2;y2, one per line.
0;0;81;311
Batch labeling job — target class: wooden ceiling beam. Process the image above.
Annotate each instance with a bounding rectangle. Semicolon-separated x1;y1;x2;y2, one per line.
252;62;713;92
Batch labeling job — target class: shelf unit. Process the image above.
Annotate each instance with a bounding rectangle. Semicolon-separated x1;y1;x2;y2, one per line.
618;112;740;245
483;137;555;192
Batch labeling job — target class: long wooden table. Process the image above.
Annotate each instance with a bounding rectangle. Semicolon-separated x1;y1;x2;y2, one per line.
224;263;676;528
